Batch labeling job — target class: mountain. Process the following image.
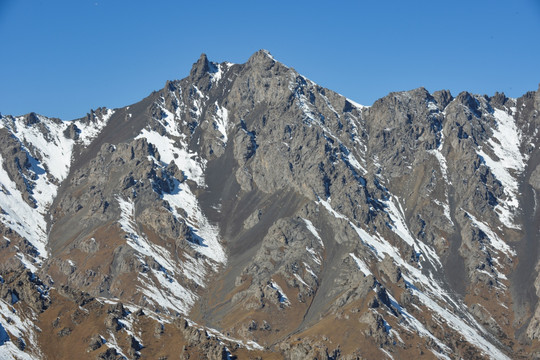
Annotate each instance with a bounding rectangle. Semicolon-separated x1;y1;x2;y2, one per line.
0;49;539;359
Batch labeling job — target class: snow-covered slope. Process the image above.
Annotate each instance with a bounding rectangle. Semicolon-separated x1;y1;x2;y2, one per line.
0;111;113;261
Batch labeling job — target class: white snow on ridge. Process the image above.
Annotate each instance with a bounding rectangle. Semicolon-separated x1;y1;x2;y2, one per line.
466;211;516;257
288;74;323;126
319;199;510;360
385;197;442;268
349;253;372;276
155;104;182;138
117;190;225;278
269;280;290;305
210;63;223;84
428;148;449;183
209;62;228;85
138;270;196;315
319;92;340;119
305;246;322;265
302;218;324;247
116;196;175;269
185;318;265;351
289;74;368;177
427;101;439;112
180;254;207;287
115;316;143;355
116;195;199;315
16;253;38;273
75;109;115;146
303;262;317;279
294;93;317;124
380;348;395;360
1;114;74;181
346;97;368;110
100;297;264;352
384;292;452;360
0;154;50;258
190;85;205;119
303;219;324;264
260;49;274;60
136;128;226;265
319;198;401;262
137;129;206;186
213;102;230;143
104;331;129;359
0;111;114;262
345;150;368;175
433;199;453;225
477;108;526;229
427;123;450;185
294;273;308;287
489;108;525;172
427;128;454;225
162;180;226;265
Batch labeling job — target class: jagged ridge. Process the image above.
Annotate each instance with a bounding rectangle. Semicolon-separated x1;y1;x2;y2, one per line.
0;50;539;359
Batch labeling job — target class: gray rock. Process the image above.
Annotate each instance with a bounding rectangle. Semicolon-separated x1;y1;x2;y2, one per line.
530;164;540;190
87;334;103;352
243;209;262;229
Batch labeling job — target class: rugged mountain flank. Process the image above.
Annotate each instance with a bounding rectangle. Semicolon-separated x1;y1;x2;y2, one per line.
0;50;539;359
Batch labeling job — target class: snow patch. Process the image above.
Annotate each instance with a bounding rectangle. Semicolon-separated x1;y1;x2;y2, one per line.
0;111;115;261
137;129;206;186
0;154;50;258
105;331;128;359
294;273;308;287
156;103;182;138
428;149;449;183
117;196;176;269
466;211;516;257
304;262;317;279
0;299;40;359
346;98;368;110
306;246;322;265
433;199;453;225
138;270;196;315
385;197;442;268
212;102;229;143
0;114;74;181
302;218;324;247
269;280;290;305
75;109;114;146
161;179;226;265
185;319;265;351
116;195;199;314
477;108;526;229
209;62;229;85
319;198;509;359
349;253;372;276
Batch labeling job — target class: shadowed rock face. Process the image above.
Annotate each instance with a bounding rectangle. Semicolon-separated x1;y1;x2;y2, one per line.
0;50;539;359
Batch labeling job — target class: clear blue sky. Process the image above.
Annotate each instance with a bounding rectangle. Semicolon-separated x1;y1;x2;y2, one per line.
1;0;540;120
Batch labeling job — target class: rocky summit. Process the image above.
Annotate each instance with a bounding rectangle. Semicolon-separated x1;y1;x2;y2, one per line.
0;50;539;359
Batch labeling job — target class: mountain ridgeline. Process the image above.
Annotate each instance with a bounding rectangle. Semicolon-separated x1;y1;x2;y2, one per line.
0;50;540;359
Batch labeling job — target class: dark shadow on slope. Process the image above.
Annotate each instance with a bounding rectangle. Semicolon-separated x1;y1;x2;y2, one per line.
511;150;540;340
194;141;307;326
292;213;349;331
443;186;467;298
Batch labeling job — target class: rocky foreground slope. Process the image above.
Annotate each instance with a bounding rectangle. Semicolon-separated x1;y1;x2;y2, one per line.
0;50;540;359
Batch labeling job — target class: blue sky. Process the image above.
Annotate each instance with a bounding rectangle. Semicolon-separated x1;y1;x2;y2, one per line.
1;0;539;120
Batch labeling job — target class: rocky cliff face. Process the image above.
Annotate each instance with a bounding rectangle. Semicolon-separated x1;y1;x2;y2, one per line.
0;50;539;359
